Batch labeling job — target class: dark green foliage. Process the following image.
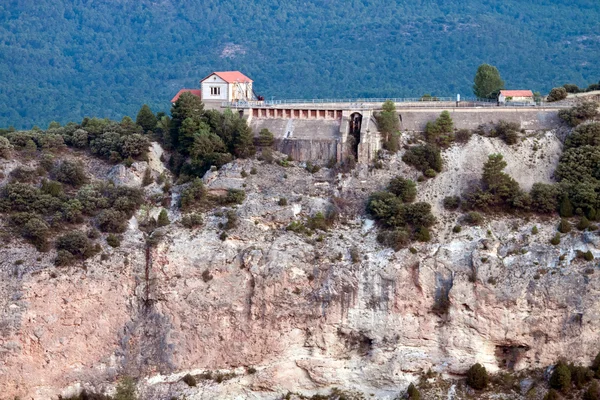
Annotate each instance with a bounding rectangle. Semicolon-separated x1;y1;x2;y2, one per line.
565;123;600;149
473;64;504;99
54;160;87;187
114;377;137;400
257;128;274;147
0;136;13;158
584;381;600;400
558;218;571;233
56;231;95;260
568;364;593;389
406;383;421;400
142;168;152;186
22;216;50;251
559;197;574;218
544;389;561;400
223;189;246;205
559;102;599;127
182;373;197;387
278;197;288;206
465;211;483;225
135;104;157;133
97;209;128;233
376;100;400;151
531;183;562;214
307;212;328;231
578;216;591;231
455;129;472;144
106;233;121;247
464;154;523;210
563;84;581;93
453;225;462;233
425;110;454;148
550;233;561;245
531;225;539;234
377;228;410;251
402;144;442;173
549;362;571;392
180;178;206;210
466;363;489;390
223;210;238;230
181;213;203;228
157;209;170;227
443;195;461;210
387;177;416;203
584;250;594;261
547;87;568;102
495;120;520;145
415;227;430;242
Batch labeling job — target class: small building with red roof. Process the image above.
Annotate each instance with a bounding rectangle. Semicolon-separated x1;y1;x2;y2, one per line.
170;71;255;109
170;89;202;104
498;90;535;104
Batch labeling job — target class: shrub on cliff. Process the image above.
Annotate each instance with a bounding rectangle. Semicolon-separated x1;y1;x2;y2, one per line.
558;218;572;233
443;195;461;210
544;389;561;400
157;209;170;227
466;363;488;390
565;122;600;149
549;362;571;392
376;100;400;152
425;110;454;148
56;231;96;260
387;176;417;203
495;120;520;145
0;136;13;158
559;102;599;127
53;160;88;187
179;178;207;210
402;144;442;173
406;383;421;399
583;381;600;400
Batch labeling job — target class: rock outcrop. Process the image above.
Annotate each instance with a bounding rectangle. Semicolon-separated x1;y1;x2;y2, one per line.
1;132;599;400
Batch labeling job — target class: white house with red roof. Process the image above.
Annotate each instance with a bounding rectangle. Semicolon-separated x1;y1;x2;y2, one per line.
498;90;535;104
171;71;254;109
200;71;253;107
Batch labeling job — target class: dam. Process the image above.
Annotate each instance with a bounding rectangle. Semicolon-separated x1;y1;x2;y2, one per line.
228;99;564;164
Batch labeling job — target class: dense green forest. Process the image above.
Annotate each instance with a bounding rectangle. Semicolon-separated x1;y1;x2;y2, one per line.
0;0;599;128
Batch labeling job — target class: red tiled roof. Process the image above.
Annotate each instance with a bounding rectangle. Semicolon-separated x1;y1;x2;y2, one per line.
202;71;253;83
171;89;202;103
500;90;534;97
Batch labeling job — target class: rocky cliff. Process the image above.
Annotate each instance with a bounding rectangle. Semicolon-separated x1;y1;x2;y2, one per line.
1;130;599;400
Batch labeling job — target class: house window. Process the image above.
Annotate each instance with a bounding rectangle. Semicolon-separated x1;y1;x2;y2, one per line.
210;87;220;96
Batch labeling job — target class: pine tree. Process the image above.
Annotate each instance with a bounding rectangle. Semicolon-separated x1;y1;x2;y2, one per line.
136;104;158;133
170;92;205;150
559;197;574;218
157;209;170;227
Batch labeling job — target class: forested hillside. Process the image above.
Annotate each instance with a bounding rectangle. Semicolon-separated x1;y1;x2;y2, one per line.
1;0;599;128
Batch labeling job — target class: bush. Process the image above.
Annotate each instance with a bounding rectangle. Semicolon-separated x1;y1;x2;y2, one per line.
406;383;421;400
402;144;443;173
377;228;410;251
415;227;431;242
387;176;417;202
453;225;462;233
424;168;437;178
278;197;288;206
181;213;203;228
578;216;591;231
544;389;562;400
55;249;75;266
531;183;561;214
565;122;600;149
425;110;454;148
350;246;360;263
549;362;571;392
0;136;13;158
584;250;594;261
157;209;170;227
106;233;121;247
257;128;274;147
443;195;461;210
455;129;472;144
142;168;153;186
466;363;488;390
97;208;128;233
22;216;50;251
559;102;599;127
224;210;238;230
532;226;539;234
223;189;246;205
584;381;600;400
180;178;207;210
547;87;568;102
558;218;572;233
114;376;136;400
56;231;93;259
181;373;197;387
550;233;561;245
465;211;483;225
307;212;328;231
495;120;520;145
54;160;87;187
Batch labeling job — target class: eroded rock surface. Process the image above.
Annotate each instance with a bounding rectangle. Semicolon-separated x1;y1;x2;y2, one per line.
1;133;599;400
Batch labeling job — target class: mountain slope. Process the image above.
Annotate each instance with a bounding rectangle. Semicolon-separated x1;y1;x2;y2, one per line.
0;0;599;128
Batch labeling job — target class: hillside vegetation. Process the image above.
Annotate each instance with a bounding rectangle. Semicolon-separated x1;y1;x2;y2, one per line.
1;0;600;128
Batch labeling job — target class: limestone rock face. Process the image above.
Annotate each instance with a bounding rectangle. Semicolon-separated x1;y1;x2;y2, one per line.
1;134;599;400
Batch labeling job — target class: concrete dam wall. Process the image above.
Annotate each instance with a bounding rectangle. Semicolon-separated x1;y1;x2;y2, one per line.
247;107;561;163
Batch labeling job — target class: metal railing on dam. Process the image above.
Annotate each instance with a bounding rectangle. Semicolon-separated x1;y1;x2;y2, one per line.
222;97;569;110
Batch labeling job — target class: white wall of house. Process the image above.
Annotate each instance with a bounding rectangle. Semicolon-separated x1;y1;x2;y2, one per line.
499;94;534;104
201;75;229;101
230;82;253;101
